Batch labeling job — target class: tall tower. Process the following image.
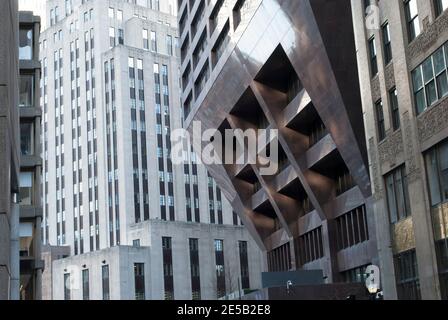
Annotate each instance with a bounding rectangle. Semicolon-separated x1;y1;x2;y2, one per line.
40;0;262;300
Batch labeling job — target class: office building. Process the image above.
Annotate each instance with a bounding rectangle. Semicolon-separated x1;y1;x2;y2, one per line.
179;0;378;285
19;10;44;300
352;0;448;299
40;0;262;300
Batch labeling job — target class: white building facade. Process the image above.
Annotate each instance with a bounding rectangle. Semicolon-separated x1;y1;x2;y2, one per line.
40;0;263;300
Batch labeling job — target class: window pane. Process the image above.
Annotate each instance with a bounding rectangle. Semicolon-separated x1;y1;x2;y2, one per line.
415;90;426;114
19;75;34;107
426;80;438;105
436;71;448;98
386;174;398;223
422;58;434;83
434;48;446;75
20;122;33;155
19;28;33;60
425;149;442;206
439;142;448;201
412;68;423;90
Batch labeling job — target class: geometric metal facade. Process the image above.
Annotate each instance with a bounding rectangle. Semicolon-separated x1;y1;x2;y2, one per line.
179;0;378;282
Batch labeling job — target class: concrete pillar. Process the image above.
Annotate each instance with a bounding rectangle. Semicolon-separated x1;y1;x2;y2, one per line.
10;202;20;300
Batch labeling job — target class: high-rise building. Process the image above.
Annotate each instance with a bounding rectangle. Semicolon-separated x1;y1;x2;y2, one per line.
40;0;262;300
352;0;448;300
179;0;378;284
19;10;44;300
0;0;20;301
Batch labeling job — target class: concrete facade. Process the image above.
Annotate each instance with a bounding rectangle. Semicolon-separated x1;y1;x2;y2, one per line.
19;10;44;300
0;0;20;301
50;221;262;300
179;0;378;286
352;0;448;299
40;0;262;300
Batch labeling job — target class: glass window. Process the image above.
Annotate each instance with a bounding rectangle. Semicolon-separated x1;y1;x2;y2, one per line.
389;88;400;131
20;122;33;155
64;273;71;300
108;7;114;18
117;10;123;21
394;250;421;300
382;23;393;64
102;265;110;300
82;269;89;300
425;140;448;206
385;166;411;224
434;0;448;17
19;172;33;205
368;37;378;76
375;100;385;141
134;263;145;300
19;27;33;60
404;0;421;42
19;75;34;108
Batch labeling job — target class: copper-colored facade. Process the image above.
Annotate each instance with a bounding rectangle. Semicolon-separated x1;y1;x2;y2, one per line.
179;0;378;283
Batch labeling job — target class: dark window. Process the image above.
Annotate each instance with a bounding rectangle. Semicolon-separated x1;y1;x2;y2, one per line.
214;239;226;299
394;250;421;300
189;239;201;300
82;269;89;300
424;139;448;207
162;237;174;300
385;166;411;224
368;37;378;76
375;99;386;141
294;228;324;267
389;88;400;131
268;242;292;272
434;0;448;17
239;241;250;289
134;263;146;300
341;265;371;284
64;273;71;300
336;205;369;250
382;22;392;64
19;74;34;107
102;265;110;300
404;0;421;42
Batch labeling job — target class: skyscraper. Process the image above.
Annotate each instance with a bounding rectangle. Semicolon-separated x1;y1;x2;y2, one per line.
40;0;262;300
179;0;378;284
352;0;448;300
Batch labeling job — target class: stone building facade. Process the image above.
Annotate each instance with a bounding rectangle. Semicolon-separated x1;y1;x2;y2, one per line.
352;0;448;299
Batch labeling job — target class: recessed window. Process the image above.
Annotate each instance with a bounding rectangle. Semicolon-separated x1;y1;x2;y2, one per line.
385;166;411;224
404;0;421;42
434;0;448;17
382;22;393;64
368;37;378;76
375;99;385;141
394;250;421;300
19;27;33;60
19;74;34;108
389;87;400;131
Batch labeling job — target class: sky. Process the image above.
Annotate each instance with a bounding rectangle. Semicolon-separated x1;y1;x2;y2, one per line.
19;0;47;27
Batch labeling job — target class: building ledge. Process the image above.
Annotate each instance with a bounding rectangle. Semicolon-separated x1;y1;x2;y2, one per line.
20;205;43;219
20;155;42;168
19;107;42;119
